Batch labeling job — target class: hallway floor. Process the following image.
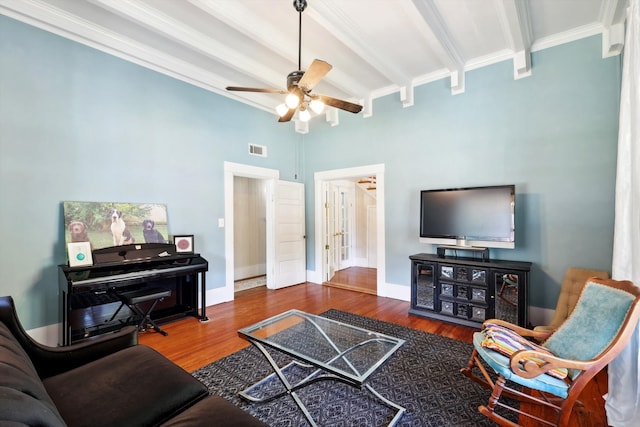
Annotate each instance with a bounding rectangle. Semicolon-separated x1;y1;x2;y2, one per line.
325;266;377;294
234;275;266;292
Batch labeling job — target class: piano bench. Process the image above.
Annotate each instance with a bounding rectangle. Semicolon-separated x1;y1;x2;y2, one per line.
116;288;172;336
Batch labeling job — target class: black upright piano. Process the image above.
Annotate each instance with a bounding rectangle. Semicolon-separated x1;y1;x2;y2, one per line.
58;243;208;345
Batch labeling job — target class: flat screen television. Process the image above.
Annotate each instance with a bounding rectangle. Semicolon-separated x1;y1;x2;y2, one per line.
419;185;515;249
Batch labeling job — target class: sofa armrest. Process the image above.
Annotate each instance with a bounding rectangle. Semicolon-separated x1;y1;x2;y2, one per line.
0;296;138;379
159;396;269;427
30;326;139;378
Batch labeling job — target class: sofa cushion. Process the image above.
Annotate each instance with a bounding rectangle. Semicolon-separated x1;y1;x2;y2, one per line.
0;322;66;427
159;396;268;427
43;345;208;427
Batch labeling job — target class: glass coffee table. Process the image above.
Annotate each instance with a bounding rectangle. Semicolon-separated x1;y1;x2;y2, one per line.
237;309;406;426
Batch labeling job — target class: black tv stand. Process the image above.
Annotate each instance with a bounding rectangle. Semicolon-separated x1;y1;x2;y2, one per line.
409;253;531;328
436;245;489;261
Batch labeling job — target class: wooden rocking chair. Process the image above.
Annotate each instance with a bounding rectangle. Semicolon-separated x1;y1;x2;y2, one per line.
461;277;640;427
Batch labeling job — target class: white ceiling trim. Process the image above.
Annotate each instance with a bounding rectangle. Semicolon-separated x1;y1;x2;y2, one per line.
531;22;604;53
602;22;625;57
325;108;339;127
599;0;628;56
1;0;628;134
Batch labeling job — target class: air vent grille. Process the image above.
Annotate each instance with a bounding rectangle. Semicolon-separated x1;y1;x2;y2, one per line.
248;144;267;157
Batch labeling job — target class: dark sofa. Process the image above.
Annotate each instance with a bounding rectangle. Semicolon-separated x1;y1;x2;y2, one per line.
0;296;267;427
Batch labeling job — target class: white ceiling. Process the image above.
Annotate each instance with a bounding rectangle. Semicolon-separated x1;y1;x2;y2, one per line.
0;0;629;133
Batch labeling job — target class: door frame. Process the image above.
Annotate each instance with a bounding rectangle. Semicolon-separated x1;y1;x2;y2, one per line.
224;161;279;301
366;204;377;268
314;164;386;295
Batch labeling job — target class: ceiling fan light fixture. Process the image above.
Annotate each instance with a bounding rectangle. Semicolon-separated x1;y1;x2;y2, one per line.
309;98;324;114
299;108;311;122
285;93;300;109
225;0;363;124
275;103;289;117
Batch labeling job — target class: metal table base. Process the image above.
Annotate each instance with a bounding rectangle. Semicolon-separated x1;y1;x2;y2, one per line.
239;340;406;427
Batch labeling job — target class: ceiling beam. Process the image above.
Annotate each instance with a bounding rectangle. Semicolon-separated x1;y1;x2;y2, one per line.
0;0;266;109
92;0;284;89
599;0;628;57
188;0;295;74
309;0;414;107
496;0;533;80
409;0;466;95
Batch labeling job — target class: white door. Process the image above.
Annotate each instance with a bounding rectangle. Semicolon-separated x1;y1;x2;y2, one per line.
336;185;354;271
325;184;336;282
331;184;342;272
367;205;377;268
324;181;354;281
267;180;306;289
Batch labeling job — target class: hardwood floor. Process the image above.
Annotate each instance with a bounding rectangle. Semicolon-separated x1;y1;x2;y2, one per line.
139;282;608;427
325;266;377;294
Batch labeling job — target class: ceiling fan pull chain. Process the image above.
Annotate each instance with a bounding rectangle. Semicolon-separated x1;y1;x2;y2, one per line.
294;0;306;70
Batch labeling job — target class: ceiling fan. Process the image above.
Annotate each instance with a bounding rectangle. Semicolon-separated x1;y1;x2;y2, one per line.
225;0;363;123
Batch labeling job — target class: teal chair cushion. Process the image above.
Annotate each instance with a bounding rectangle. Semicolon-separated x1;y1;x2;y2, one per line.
543;281;635;380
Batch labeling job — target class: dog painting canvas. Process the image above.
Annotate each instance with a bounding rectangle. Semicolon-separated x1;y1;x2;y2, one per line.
63;201;169;254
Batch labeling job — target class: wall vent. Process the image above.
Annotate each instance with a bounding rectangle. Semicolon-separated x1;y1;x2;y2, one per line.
248;144;267;157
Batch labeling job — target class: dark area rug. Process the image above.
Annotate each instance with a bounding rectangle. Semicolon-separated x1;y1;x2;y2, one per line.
192;309;517;426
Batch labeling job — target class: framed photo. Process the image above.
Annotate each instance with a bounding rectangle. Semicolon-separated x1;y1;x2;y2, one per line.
67;242;94;267
173;235;194;253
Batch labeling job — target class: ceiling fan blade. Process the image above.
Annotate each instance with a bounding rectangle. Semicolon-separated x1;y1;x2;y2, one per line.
278;108;296;123
298;59;332;91
226;86;287;94
319;95;363;114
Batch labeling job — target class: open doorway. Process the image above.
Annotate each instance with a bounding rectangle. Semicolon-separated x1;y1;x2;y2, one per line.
223;162;306;302
223;162;277;302
324;177;377;294
233;176;267;292
314;164;386;296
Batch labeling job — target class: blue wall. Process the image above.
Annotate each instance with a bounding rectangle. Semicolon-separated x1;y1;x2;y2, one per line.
302;35;621;309
0;16;300;328
0;15;621;329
